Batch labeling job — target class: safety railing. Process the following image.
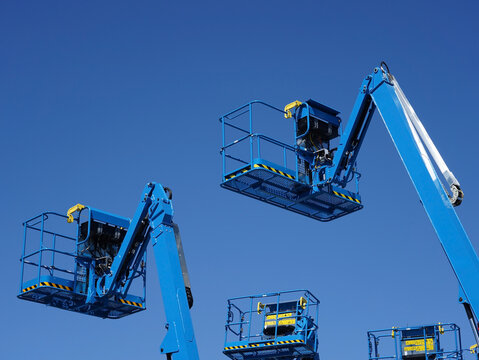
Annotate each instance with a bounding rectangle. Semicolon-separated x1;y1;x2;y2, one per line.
368;324;463;360
220;101;298;180
224;289;319;348
19;209;147;300
19;212;79;293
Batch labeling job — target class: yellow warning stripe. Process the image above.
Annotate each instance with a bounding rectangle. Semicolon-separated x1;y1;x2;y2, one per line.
22;284;38;292
276;339;303;344
225;167;250;180
22;282;73;293
224;339;303;350
332;190;361;204
253;164;295;180
40;282;73;291
225;164;295;181
22;283;143;308
120;299;143;308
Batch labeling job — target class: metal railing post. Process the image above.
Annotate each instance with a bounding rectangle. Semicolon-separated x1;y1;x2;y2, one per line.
249;103;253;166
37;214;45;284
257;135;261;159
51;234;56;276
19;222;28;293
222;116;226;179
247;297;253;342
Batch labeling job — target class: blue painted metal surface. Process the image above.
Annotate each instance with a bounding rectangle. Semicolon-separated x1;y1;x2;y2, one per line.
224;290;319;360
18;183;199;360
368;324;463;360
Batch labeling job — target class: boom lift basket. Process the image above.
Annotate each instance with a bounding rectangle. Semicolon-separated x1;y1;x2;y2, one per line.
220;101;362;221
368;324;463;360
224;290;319;360
18;208;146;318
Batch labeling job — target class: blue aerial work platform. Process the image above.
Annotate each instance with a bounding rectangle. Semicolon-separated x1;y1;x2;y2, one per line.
18;208;146;318
368;324;463;360
220;101;362;222
224;290;320;360
18;183;200;360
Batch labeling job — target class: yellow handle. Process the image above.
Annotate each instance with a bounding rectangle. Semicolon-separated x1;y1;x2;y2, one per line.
299;296;307;309
67;204;85;223
470;344;478;354
438;322;444;334
257;302;265;314
284;100;302;119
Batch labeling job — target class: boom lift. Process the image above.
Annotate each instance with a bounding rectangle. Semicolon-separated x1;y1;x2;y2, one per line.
18;182;199;360
219;63;479;349
368;324;463;360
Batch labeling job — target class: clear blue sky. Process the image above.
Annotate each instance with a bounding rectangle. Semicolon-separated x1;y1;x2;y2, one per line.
1;1;479;359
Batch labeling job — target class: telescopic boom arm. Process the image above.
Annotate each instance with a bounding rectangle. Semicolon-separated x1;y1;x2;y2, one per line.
328;64;478;346
97;183;200;360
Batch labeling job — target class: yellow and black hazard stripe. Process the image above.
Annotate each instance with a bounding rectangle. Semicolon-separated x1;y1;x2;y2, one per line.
225;166;251;180
224;164;295;181
40;282;73;291
332;190;361;204
22;282;73;293
224;339;304;351
120;299;143;308
22;284;38;292
253;164;295;180
276;339;304;344
224;345;248;350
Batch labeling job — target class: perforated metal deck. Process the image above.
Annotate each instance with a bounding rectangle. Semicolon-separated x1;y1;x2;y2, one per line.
221;160;362;221
18;275;145;319
224;336;315;360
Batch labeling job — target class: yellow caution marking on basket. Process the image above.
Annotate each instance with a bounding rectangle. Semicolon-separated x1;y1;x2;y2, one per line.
120;299;143;308
225;164;295;181
40;282;73;291
23;282;73;293
224;339;304;351
253;164;295;180
224;345;248;350
22;284;38;292
225;167;250;180
333;190;361;204
276;339;304;344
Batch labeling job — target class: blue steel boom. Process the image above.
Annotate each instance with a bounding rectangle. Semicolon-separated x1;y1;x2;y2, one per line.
220;63;479;348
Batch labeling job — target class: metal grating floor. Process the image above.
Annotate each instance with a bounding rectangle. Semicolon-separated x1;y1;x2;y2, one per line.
222;166;362;221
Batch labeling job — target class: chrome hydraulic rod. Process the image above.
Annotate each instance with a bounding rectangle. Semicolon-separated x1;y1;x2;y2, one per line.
392;76;463;205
